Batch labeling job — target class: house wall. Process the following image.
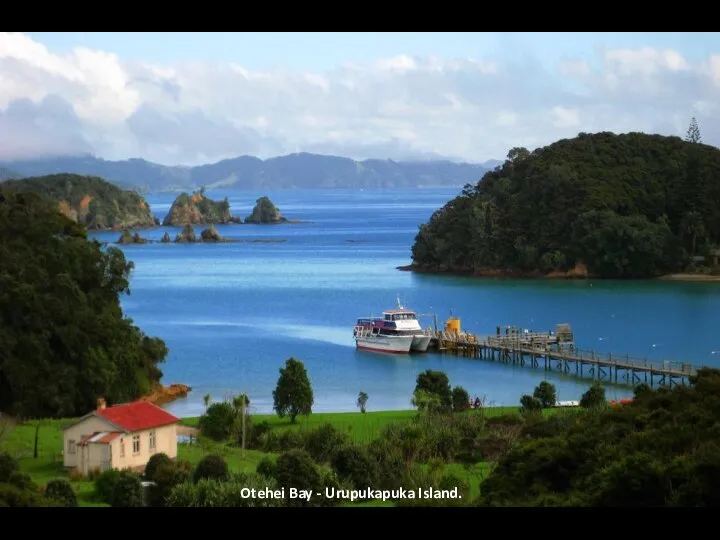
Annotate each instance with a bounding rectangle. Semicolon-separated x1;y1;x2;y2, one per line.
62;416;118;469
82;444;111;475
109;423;178;471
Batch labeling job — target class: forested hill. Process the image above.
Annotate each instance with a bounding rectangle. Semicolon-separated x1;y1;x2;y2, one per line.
0;153;494;192
409;132;720;279
0;189;168;417
0;174;158;230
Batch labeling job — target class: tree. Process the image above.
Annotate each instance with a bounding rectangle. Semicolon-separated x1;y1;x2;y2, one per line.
412;389;443;414
452;386;470;412
0;190;167;417
232;393;251;454
633;383;652;400
580;382;606;409
479;368;720;507
198;401;235;441
272;357;314;423
203;394;211;410
357;391;368;413
686;117;702;143
414;370;452;413
520;394;542;413
533;381;557;408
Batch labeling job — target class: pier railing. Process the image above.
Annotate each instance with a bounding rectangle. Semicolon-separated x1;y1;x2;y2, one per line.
425;328;702;377
487;341;696;376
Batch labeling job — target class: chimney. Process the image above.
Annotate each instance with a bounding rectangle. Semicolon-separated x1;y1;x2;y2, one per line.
97;398;106;410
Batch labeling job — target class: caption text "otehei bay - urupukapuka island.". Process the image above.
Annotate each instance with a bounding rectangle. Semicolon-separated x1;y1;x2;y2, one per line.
240;487;462;502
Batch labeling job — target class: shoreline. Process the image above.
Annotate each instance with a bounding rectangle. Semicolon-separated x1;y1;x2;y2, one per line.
141;383;191;407
397;264;720;283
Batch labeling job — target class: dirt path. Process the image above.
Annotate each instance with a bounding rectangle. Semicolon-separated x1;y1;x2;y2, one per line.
177;425;199;437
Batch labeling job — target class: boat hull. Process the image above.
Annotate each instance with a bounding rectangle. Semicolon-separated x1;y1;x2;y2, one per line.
410;335;432;353
355;334;414;354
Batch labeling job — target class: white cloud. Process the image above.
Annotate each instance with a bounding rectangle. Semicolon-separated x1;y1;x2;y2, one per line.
551;106;580;128
0;32;719;165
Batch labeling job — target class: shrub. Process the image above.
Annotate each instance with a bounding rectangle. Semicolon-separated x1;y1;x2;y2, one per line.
166;474;282;507
94;469;125;504
144;452;172;480
193;454;229;483
0;483;58;507
250;421;272;448
366;438;405;490
256;456;276;479
260;429;305;453
520;394;543;413
331;444;378;490
148;460;192;507
45;478;78;507
111;473;144;507
8;471;35;491
452;386;470;412
198;401;236;441
580;383;607;409
0;451;19;483
397;471;470;507
274;449;324;507
304;423;350;464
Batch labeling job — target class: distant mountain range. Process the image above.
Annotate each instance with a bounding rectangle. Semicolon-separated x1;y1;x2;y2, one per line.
0;153;502;193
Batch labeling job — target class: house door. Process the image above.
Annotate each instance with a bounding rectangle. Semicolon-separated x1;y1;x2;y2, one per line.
102;445;111;471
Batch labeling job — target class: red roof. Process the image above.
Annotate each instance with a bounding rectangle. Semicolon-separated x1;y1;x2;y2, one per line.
97;401;180;432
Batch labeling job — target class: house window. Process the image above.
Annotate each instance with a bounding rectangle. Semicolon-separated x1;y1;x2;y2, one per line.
67;440;76;454
132;434;140;455
149;430;156;452
120;441;125;457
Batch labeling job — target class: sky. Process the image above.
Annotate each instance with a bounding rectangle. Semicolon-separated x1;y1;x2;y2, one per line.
1;32;720;166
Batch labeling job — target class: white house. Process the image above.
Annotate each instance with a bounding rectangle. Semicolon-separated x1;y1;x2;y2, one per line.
62;398;180;475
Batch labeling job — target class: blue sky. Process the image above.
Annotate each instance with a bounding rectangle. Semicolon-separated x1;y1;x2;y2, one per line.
24;32;720;71
3;32;720;165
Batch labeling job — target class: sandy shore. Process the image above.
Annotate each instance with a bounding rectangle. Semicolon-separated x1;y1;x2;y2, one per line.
398;264;720;283
656;273;720;282
141;383;191;406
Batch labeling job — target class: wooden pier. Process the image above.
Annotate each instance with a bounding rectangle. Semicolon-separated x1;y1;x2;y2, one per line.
424;321;699;389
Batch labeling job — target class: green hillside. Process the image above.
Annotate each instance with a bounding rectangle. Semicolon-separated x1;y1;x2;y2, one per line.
410;132;720;279
0;173;157;230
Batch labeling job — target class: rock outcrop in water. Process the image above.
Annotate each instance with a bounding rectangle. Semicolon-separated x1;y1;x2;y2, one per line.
245;196;289;224
163;188;240;226
117;229;149;244
173;224;230;243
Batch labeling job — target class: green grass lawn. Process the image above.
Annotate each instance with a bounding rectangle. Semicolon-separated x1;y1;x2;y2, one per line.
181;406;525;443
2;406;540;507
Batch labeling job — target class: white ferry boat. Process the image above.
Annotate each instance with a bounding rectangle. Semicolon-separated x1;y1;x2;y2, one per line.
353;299;432;354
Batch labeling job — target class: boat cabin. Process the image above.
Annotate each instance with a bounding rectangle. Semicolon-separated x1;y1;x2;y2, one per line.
382;309;418;322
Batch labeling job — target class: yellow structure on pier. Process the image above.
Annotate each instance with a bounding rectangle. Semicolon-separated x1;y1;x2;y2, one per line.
445;317;461;334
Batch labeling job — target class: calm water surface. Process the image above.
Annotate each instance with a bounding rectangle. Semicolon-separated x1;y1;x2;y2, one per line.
89;188;720;417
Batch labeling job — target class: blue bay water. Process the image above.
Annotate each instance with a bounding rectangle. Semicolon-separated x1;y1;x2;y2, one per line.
88;188;720;417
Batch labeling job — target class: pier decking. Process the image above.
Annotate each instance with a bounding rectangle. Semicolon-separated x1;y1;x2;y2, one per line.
424;322;699;388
